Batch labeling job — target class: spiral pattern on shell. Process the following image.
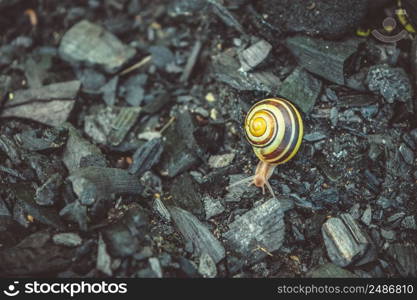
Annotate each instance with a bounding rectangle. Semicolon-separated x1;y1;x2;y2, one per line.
244;98;304;165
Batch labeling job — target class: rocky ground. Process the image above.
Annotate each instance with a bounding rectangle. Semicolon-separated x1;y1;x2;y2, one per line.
0;0;416;278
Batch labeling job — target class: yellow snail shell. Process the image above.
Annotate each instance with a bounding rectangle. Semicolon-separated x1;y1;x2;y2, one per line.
229;97;304;199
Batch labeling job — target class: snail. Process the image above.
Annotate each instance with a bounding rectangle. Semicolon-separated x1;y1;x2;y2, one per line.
229;97;304;199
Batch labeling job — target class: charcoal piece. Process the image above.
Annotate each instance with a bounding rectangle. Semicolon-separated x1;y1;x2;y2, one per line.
14;185;65;229
14;127;67;152
102;205;149;258
366;64;413;103
401;216;416;230
381;228;396;241
128;138;163;177
238;39;272;72
0;196;11;217
260;0;368;38
322;213;377;267
59;20;136;73
169;206;225;263
208;0;245;33
168;0;208;17
307;263;357;278
208;153;235;169
142;91;171;114
211;48;281;93
3;80;80;107
0;231;74;276
1;81;80;126
59;201;88;231
198;252;217;278
52;233;82;247
102;223;139;258
97;233;112;276
286;36;360;86
313;152;343;182
225;174;258;202
35;173;63;206
153;198;171;221
338;94;378;107
75;68;106;94
159;110;201;177
193;123;224;154
361;205;372;226
387;243;417;277
84;105;141;146
0;75;11;99
203;196;224;219
169;173;203;216
278;67;322;114
149;46;175;69
223;198;284;266
0;134;22;163
68;167;144;205
61;123;107;174
148;257;163;278
0;215;26;248
23;152;63;182
311;188;340;206
180;40;202;82
303;132;326;142
122;74;147;106
399;143;414;165
100;76;119;106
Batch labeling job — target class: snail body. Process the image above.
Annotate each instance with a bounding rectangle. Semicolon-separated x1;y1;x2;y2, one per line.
229;97;304;198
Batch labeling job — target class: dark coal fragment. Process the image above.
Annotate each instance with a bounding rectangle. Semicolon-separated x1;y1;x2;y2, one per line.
59;201;88;231
177;256;200;278
52;233;82;247
307;263;357;278
211;48;281;94
286;36;360;86
35;173;63;206
223;198;284;267
168;0;207;17
0;231;74;276
14;185;65;229
387;244;417;277
259;0;368;38
303;131;327;142
122;74;147;106
61;123;107;174
193;123;224;154
84;105;141;146
0;134;22;163
68;167;144;206
100;76;119;106
311;188;340;205
102;205;149;258
59;20;136;73
399;143;414;165
159;110;201;177
278;67;322;114
142;91;171;114
366;64;413;104
169;206;225;263
238;39;272;72
75;68;106;94
1;81;80;126
149;46;175;70
169;173;204;216
23;152;64;182
322;213;377;267
128;138;163;178
15;127;67;152
97;233;112;276
180;40;202;82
